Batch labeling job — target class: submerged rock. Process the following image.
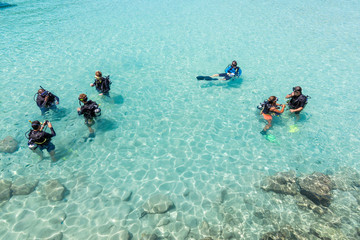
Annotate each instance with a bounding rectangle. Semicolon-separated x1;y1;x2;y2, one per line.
157;218;170;227
261;171;298;195
110;229;130;240
309;222;348;240
298;172;333;207
42;180;66;201
120;190;132;201
0;136;19;153
260;226;310;240
295;194;327;215
199;220;211;236
11;177;38;195
140;233;158;240
0;179;12;202
142;194;174;214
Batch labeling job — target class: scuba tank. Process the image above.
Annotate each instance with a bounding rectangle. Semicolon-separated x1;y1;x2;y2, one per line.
94;107;101;117
79;100;101;118
257;98;279;114
27;139;38;150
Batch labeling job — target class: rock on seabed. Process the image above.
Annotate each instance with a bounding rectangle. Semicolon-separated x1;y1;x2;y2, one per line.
11;177;39;195
0;136;18;153
261;171;298;195
42;180;66;201
298;172;333;207
142;194;174;214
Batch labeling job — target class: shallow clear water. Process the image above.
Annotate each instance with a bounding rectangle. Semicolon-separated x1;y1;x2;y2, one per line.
1;0;360;239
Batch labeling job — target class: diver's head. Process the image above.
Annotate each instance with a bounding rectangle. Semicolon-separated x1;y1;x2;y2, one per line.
95;71;102;79
78;93;88;103
292;86;302;93
38;89;48;96
268;96;278;104
293;91;301;97
31;120;41;130
232;61;237;67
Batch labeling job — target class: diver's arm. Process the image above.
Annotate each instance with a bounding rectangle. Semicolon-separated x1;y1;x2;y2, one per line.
224;66;231;74
43;95;49;107
285;92;294;99
77;106;84;115
290;107;303;113
271;104;286;114
90;80;95;87
43;129;55;139
47;122;56;137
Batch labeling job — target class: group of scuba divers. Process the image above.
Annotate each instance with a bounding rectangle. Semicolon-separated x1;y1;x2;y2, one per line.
25;61;309;162
257;86;310;135
26;71;111;162
197;60;310;135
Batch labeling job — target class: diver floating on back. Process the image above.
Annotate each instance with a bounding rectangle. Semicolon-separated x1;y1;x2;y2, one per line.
34;86;60;115
90;71;111;96
197;60;242;81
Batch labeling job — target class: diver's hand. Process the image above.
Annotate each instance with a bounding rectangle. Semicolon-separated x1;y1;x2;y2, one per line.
47;121;53;128
99;93;103;96
90;83;94;87
56;101;59;105
290;109;295;113
77;107;80;111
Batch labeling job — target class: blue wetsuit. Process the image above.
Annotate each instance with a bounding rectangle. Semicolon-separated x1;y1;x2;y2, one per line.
219;65;242;80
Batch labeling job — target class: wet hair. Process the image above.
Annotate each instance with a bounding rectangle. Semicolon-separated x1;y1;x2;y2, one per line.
31;120;41;130
232;60;237;66
95;71;102;78
78;93;87;102
268;96;277;104
38;89;45;94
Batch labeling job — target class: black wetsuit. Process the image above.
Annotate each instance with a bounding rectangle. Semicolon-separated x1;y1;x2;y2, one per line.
261;101;273;114
28;127;56;152
78;100;98;119
36;92;59;108
93;76;111;95
289;94;307;113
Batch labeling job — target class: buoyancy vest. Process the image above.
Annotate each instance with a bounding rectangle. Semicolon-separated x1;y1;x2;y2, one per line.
28;130;49;145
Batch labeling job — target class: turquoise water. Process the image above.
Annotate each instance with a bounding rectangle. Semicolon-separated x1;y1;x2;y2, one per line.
1;0;360;239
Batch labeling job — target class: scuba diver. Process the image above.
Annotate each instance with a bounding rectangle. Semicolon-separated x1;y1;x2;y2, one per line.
35;87;59;115
258;96;286;134
210;60;242;80
90;71;111;96
26;120;56;161
286;86;308;114
77;93;101;137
